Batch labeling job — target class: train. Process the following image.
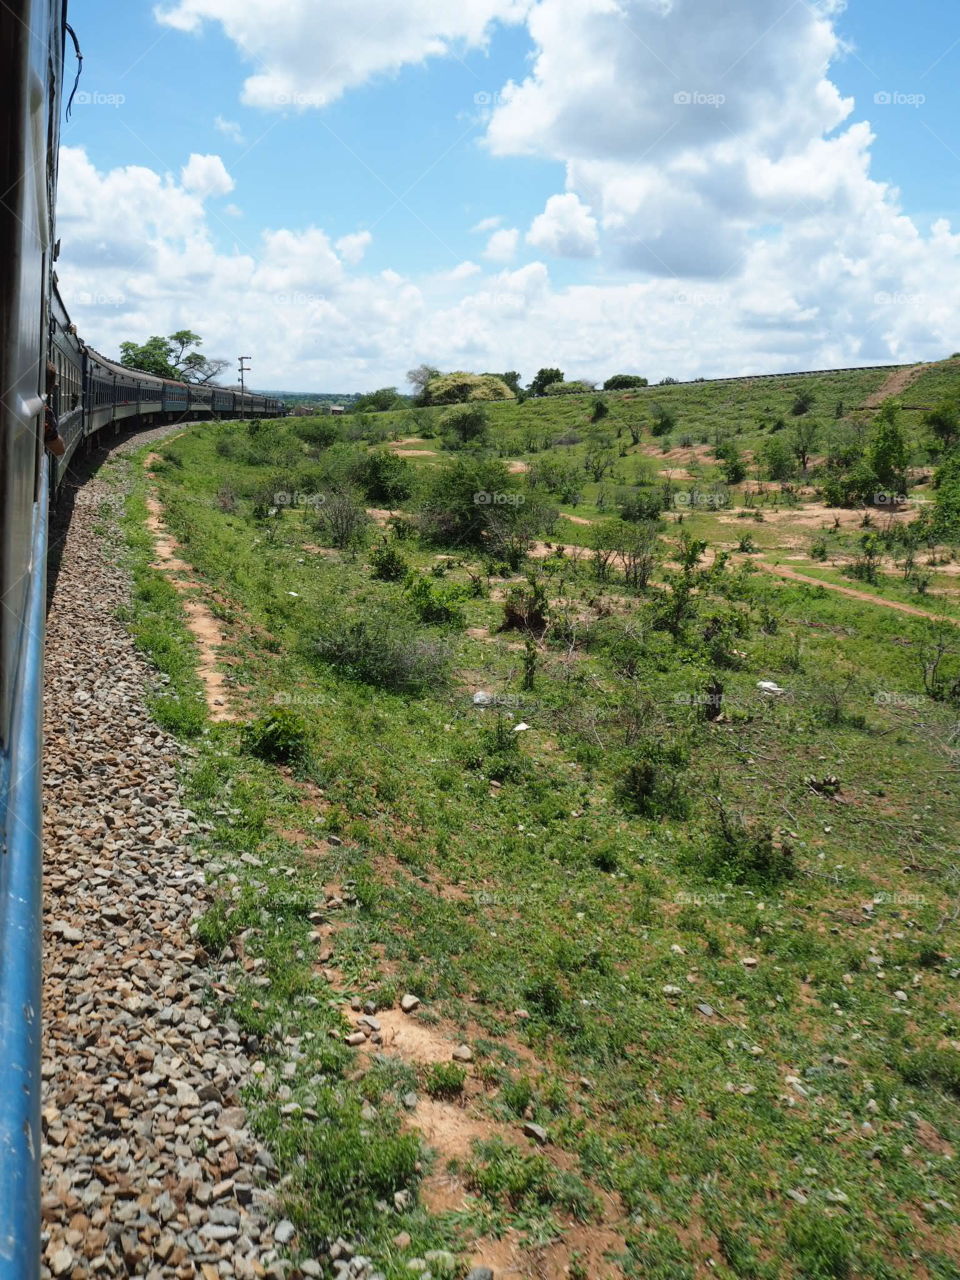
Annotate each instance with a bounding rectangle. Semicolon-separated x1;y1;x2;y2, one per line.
0;5;280;1275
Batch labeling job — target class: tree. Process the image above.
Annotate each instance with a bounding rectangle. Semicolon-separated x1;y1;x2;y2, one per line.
761;436;794;482
529;367;564;397
650;403;676;437
407;364;441;403
118;330;228;383
422;371;515;405
353;387;404;412
441;404;489;446
924;399;960;451
869;401;909;491
603;374;648;391
791;389;815;416
789;419;818;471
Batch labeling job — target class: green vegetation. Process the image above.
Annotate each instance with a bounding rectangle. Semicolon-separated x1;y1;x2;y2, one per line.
121;360;960;1279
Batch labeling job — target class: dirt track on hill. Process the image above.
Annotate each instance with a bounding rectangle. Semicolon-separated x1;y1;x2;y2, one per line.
752;559;960;625
862;363;927;407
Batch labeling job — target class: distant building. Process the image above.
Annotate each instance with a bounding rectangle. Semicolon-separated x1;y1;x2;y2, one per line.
330;405;346;416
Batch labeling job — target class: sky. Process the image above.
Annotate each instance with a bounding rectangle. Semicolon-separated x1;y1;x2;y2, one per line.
57;0;960;393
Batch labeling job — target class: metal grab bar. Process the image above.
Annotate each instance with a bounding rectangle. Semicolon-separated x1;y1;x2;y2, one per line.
0;459;49;1279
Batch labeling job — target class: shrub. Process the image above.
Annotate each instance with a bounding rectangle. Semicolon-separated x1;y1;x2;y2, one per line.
356;450;412;503
308;612;450;694
501;574;549;634
403;572;466;627
441;403;489;446
619;488;664;522
898;1047;960;1098
616;738;690;819
650;403;675;436
369;540;408;581
293;417;342;448
242;708;311;765
312;490;371;550
603;374;648;390
700;803;794;885
419;456;518;547
792;390;815;416
424;1062;467;1099
544;380;594;396
463;715;530;784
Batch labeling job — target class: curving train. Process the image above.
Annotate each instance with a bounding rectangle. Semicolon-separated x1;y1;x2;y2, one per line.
0;5;280;1274
48;281;284;488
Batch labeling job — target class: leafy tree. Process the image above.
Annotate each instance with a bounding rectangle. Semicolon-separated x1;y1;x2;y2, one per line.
869;401;909;491
441;404;489;446
356;450;412;504
650;403;676;437
423;371;515;405
353;387;404;412
789;419;818;471
720;445;747;485
529;367;564;396
603;374;648;390
418;456;518;547
119;330;228;383
544;380;594;396
761;436;794;481
923;399;960;451
658;376;680;386
791;389;815;416
932;450;960;539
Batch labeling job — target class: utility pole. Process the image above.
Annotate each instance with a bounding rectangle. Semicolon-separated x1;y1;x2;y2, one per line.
238;356;251;417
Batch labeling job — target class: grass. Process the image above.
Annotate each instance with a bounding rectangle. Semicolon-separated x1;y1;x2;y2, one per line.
117;389;960;1279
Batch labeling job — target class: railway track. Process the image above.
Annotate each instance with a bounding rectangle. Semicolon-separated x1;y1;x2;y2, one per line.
38;425;300;1280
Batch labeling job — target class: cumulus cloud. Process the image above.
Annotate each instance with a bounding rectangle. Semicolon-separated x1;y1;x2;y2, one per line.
526;193;598;258
180;153;235;197
471;215;503;233
335;231;373;264
154;0;532;109
483;227;519;262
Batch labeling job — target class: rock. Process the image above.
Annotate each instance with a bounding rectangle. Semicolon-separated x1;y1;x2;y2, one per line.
402;1092;419;1111
522;1122;548;1145
49;1247;74;1276
661;985;683;998
400;994;420;1013
452;1045;473;1062
472;691;494;706
274;1219;297;1244
696;1003;715;1017
757;680;785;696
346;1032;368;1047
425;1251;456;1273
393;1232;413;1250
466;1269;495;1280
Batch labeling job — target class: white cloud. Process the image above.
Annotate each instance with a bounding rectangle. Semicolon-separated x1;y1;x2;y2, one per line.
55;131;960;396
154;0;532;110
180;153;235;198
471;215;502;233
526;193;598;258
483;227;519;262
335;230;373;264
214;115;245;144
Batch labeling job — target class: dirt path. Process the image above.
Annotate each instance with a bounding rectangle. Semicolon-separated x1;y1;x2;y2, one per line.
862;363;927;407
753;559;960;624
144;454;237;721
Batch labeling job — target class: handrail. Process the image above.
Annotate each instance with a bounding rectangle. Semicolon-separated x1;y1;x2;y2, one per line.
0;458;49;1279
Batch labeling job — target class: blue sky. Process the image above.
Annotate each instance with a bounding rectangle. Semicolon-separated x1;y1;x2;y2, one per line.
58;0;960;390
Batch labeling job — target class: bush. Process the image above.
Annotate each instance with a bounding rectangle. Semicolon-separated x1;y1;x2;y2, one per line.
501;574;549;634
242;708;311;765
312;490;371;550
293;417;342;448
603;374;648;390
308;612;450;694
369;539;408;581
544;380;594;396
700;803;794;885
356;450;412;503
441;403;489;446
419;456;518;547
403;572;466;627
616;738;690;819
424;1062;467;1099
650;403;675;436
463;716;530;784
